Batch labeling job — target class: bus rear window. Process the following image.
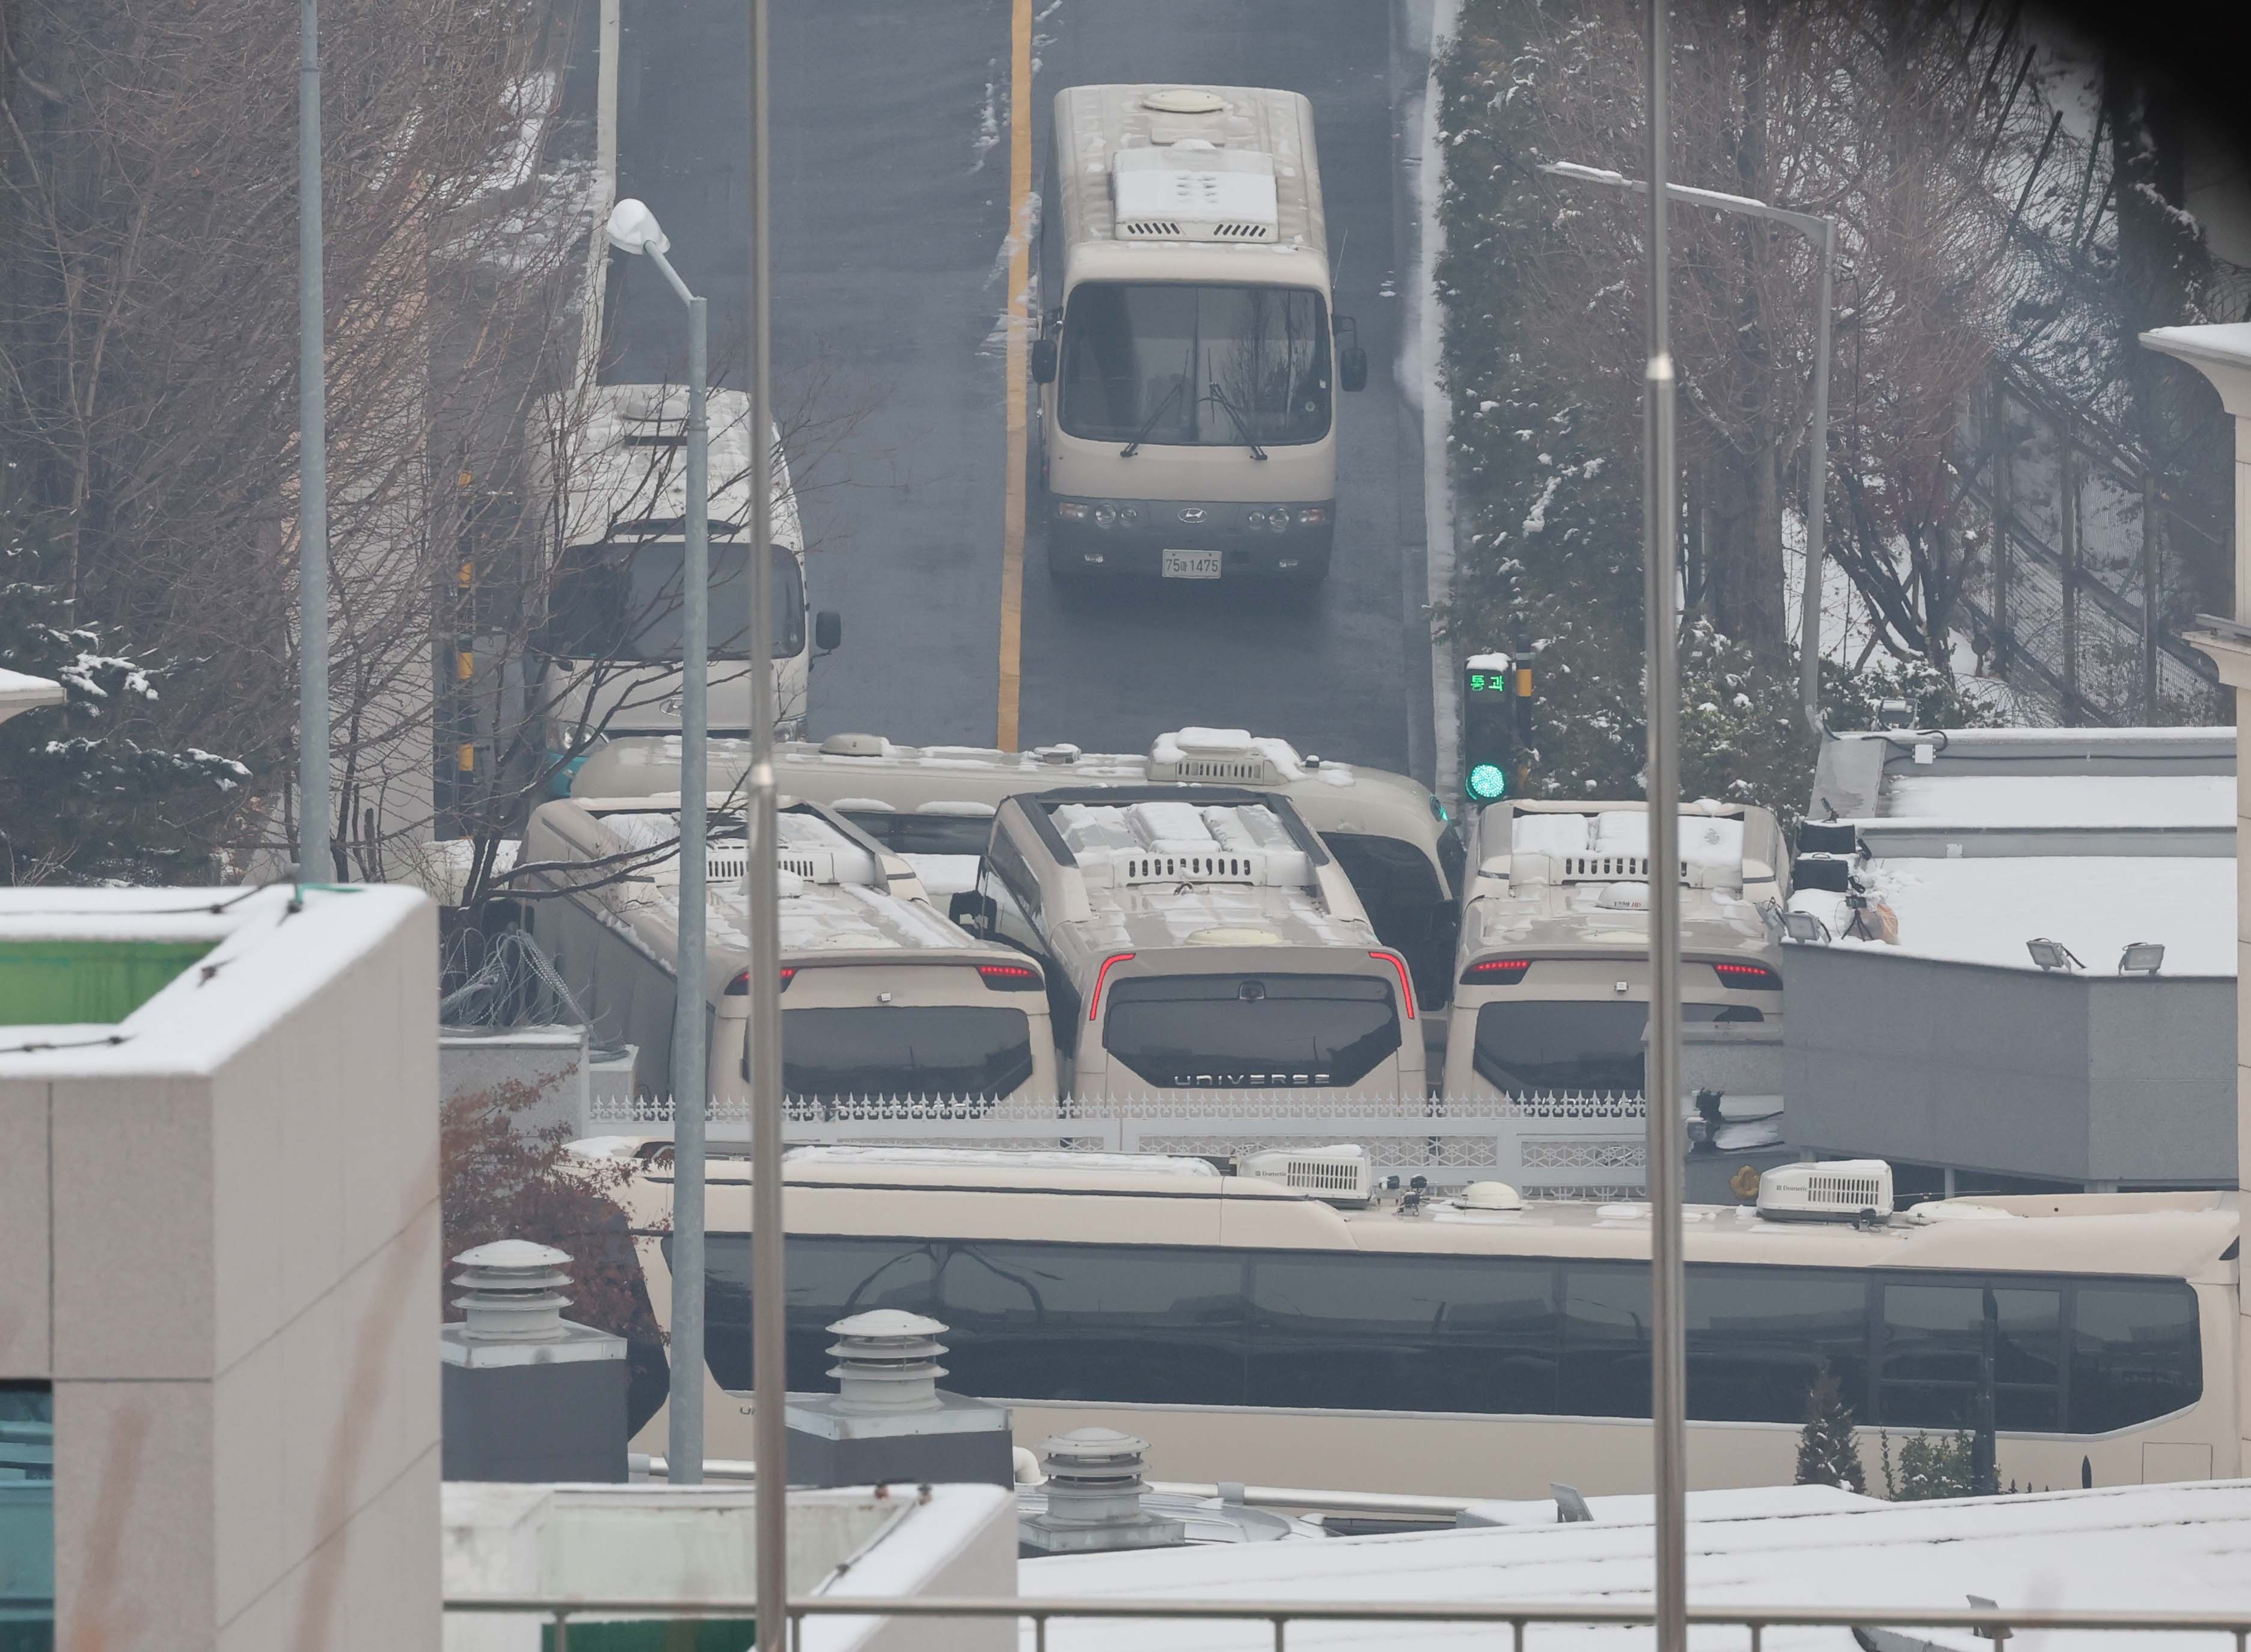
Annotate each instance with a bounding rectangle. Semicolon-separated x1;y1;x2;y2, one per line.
779;1005;1034;1102
1102;973;1400;1089
1472;1000;1765;1095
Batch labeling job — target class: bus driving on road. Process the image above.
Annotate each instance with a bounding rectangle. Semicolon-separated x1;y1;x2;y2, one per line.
1035;84;1367;587
528;384;840;790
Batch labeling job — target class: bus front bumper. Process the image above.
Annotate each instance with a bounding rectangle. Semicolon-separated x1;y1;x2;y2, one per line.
1048;495;1335;579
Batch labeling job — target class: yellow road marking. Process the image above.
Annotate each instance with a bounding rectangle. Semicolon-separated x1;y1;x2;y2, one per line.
996;0;1033;750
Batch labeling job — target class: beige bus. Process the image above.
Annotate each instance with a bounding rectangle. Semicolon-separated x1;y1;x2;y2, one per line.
955;786;1426;1103
1033;85;1368;588
1444;800;1787;1105
568;726;1468;1006
518;794;1058;1111
528;384;840;789
598;1142;2240;1500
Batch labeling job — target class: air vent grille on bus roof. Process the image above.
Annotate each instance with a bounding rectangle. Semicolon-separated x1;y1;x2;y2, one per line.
1757;1159;1893;1222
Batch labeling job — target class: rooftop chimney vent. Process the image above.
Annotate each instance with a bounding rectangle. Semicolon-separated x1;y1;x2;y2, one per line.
450;1240;574;1344
1019;1427;1188;1555
825;1309;951;1415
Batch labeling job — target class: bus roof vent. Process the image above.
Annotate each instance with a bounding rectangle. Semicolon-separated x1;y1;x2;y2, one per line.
1757;1159;1893;1223
1241;1143;1373;1208
1142;87;1227;115
1112;146;1278;243
1148;727;1299;785
819;732;889;757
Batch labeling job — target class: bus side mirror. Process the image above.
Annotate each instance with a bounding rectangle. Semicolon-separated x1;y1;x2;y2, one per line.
1031;334;1058;385
949;891;996;935
1339;344;1368;393
813;610;843;655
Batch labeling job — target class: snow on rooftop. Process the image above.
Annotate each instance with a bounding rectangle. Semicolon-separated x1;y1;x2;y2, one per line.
1020;1479;2251;1652
1863;772;2232;831
1798;855;2234;974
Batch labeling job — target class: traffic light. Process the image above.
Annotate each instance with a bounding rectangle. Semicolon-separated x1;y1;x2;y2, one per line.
1462;655;1531;803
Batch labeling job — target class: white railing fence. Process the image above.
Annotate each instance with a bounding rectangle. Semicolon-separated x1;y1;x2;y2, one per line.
586;1089;1652;1197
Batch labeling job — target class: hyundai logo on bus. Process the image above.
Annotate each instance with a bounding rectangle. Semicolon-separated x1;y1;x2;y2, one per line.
1179;507;1205;522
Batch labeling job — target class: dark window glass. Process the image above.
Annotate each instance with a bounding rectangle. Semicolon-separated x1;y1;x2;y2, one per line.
1323;832;1452;1005
1103;974;1401;1088
843;812;994;857
0;1381;52;1652
936;1242;1247;1405
1561;1263;1652;1418
1878;1282;2062;1430
779;1005;1035;1102
1059;283;1332;446
2069;1283;2202;1431
1249;1254;1557;1414
1435;818;1467;897
1687;1267;1868;1424
1474;1002;1646;1094
702;1235;938;1392
542;539;805;662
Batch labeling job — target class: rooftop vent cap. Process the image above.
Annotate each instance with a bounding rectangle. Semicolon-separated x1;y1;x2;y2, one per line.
1035;743;1082;765
819;732;889;757
450;1240;574;1344
1757;1159;1893;1223
1242;1143;1373;1207
825;1309;952;1414
1041;1428;1158;1523
1142;88;1227;114
1457;1180;1525;1212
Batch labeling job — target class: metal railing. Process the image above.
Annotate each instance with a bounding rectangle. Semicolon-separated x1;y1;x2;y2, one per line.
446;1594;2251;1650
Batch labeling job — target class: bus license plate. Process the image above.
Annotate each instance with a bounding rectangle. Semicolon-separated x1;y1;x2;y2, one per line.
1162;549;1222;580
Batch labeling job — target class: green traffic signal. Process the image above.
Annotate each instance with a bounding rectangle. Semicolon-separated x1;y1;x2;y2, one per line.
1466;762;1508;801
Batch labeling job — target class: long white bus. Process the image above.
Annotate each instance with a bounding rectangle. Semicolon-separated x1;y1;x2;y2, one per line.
519;794;1058;1110
598;1144;2240;1501
1034;85;1367;588
568;726;1468;1006
528;384;841;792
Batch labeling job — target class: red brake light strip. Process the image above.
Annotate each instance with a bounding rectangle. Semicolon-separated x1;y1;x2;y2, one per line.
1370;950;1415;1020
1089;952;1135;1021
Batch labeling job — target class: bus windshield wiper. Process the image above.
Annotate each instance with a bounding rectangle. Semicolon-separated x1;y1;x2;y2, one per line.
1205;382;1268;460
1119;380;1184;458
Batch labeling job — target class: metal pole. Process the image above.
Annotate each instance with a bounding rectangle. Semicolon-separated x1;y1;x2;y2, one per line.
1799;219;1834;733
648;243;709;1485
297;0;331;881
746;0;789;1616
1641;5;1686;1652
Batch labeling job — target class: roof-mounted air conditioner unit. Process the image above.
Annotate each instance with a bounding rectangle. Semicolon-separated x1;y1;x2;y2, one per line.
1242;1144;1373;1207
1756;1160;1893;1223
1147;727;1297;785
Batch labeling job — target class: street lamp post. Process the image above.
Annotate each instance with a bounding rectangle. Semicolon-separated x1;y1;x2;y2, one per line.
604;197;711;1487
1540;159;1838;734
298;0;330;881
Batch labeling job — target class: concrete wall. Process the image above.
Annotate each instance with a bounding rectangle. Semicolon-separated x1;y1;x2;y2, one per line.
0;885;440;1652
1782;944;2234;1185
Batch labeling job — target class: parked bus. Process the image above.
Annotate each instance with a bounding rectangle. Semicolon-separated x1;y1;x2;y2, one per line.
568;726;1466;1006
1034;85;1368;587
952;785;1426;1103
518;794;1056;1110
597;1143;2240;1500
528;384;841;791
1442;801;1789;1143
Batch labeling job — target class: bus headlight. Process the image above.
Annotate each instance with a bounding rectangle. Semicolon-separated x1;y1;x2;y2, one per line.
1056;501;1090;521
1264;509;1291;533
1116;506;1139;525
1295;506;1330;527
1246;508;1269;528
1094;504;1118;528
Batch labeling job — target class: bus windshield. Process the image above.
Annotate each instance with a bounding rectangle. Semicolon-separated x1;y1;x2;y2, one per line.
542;538;806;662
1472;1000;1765;1095
1103;973;1399;1088
779;1005;1035;1103
1059;283;1332;447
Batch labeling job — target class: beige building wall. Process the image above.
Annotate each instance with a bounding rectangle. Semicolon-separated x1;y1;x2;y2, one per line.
2152;322;2251;1481
0;884;440;1652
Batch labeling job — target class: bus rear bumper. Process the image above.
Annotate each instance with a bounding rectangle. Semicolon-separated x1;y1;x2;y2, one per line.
1047;494;1335;580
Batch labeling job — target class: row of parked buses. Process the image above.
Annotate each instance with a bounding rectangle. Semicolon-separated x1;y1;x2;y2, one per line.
529;727;1789;1110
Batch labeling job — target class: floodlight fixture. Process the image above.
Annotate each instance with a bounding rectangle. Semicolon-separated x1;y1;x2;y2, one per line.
2118;941;2165;976
1877;697;1913;730
1781;910;1832;944
2026;937;2084;973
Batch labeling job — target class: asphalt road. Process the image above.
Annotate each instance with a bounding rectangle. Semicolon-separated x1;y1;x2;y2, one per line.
605;0;1436;780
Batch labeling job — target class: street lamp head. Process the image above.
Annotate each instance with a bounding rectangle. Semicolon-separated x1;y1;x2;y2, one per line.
606;197;670;256
1541;161;1629;186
